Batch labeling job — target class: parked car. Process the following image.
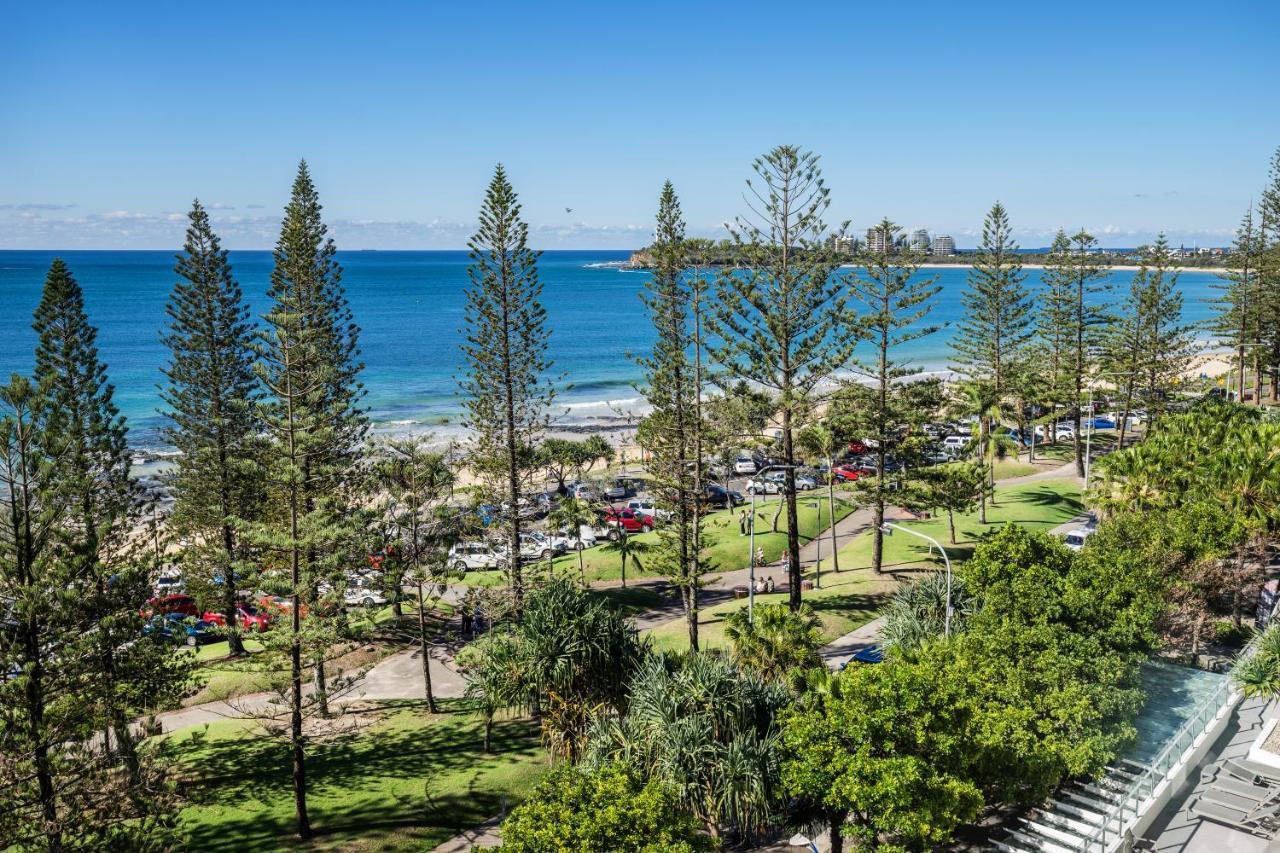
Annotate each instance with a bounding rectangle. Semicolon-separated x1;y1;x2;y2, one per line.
839;644;884;669
745;474;782;495
599;508;654;539
830;464;863;482
153;569;184;596
625;499;672;522
144;594;199;619
847;440;869;455
515;532;566;562
341;575;389;608
565;481;597;501
703;483;745;509
941;435;970;454
1060;526;1094;551
144;613;218;647
201;604;272;632
448;541;507;572
1034;423;1075;440
733;455;758;475
1085;416;1117;430
553;525;598;551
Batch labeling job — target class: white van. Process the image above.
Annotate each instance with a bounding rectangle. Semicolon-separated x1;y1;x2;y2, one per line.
448;542;506;571
941;435;969;454
1061;527;1094;551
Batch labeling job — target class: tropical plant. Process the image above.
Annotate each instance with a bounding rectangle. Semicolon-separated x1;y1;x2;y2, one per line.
585;652;789;843
547;497;598;585
459;579;645;761
882;572;974;651
496;763;713;852
602;532;649;588
723;603;823;684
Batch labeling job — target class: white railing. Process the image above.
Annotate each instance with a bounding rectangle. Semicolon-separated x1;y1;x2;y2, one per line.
1080;639;1262;852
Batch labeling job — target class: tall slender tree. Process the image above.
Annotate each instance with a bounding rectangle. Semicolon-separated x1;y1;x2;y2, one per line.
636;183;708;648
950;202;1032;495
248;162;368;839
1039;228;1111;474
161;200;265;655
950;202;1033;398
708;146;855;610
1036;230;1075;417
33;259;143;775
459;164;554;613
1136;235;1195;424
847;218;941;575
1257;146;1280;400
1212;206;1263;402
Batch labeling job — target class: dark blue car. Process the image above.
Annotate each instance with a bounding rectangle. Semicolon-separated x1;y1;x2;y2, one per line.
144;613;218;647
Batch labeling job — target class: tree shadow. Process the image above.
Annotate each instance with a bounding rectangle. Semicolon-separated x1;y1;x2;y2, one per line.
176;705;542;850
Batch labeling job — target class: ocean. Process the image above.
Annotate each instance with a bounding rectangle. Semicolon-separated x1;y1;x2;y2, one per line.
0;250;1227;454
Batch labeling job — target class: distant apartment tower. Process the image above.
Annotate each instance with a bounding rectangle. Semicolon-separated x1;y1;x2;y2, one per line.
932;234;956;256
908;229;931;253
827;234;857;254
865;226;891;253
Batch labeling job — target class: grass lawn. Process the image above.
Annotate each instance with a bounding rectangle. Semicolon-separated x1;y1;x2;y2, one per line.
814;477;1084;575
169;702;545;851
643;571;892;654
460;495;858;588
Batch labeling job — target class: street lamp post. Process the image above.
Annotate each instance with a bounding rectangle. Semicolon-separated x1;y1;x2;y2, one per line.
747;485;756;623
880;522;953;637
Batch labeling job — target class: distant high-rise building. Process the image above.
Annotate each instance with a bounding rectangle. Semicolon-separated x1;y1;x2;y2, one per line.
932;234;956;256
865;227;891;254
827;234;856;254
908;229;931;253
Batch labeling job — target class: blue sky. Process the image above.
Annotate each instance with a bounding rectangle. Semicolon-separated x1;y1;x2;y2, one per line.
2;0;1278;250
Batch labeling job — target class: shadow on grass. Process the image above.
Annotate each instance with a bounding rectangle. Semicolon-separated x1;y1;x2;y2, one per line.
177;702;542;851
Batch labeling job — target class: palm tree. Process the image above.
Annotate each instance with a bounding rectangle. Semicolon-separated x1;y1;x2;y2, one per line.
547;497;598;586
584;652;790;842
602;534;649;588
457;630;529;752
948;380;1013;522
723;603;823;684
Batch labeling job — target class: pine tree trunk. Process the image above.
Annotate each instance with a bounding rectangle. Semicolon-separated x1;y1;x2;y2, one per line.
417;584;437;713
948;508;957;544
314;657;329;718
782;409;802;611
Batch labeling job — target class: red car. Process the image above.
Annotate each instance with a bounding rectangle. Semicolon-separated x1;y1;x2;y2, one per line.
600;508;654;540
202;605;272;633
831;464;863;482
847;440;868;455
144;594;199;618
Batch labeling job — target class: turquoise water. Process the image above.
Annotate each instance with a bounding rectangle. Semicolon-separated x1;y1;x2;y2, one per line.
0;250;1227;451
1128;662;1228;765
